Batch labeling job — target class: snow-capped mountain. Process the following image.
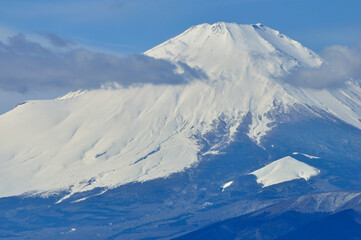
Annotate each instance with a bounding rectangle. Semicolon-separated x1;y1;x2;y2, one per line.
1;22;361;240
250;156;320;187
0;22;361;203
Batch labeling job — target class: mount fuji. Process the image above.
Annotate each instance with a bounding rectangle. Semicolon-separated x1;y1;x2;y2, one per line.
1;22;361;239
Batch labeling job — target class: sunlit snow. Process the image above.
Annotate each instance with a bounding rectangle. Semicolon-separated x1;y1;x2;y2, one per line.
292;152;320;159
250;156;320;187
221;181;233;191
0;22;360;199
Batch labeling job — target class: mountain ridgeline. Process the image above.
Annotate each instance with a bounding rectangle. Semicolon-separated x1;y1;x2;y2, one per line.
1;22;361;239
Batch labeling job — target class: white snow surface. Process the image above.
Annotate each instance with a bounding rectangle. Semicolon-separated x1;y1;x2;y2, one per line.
221;181;234;191
293;152;320;159
250;156;320;187
0;22;360;198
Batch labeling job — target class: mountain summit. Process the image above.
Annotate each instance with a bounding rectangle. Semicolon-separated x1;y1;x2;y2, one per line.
146;22;322;79
0;23;360;201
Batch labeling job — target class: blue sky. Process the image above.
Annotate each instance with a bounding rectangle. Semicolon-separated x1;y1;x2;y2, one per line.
1;0;361;53
0;0;361;113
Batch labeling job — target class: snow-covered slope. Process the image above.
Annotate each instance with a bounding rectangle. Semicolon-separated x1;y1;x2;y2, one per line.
0;22;360;199
146;22;322;143
250;156;320;187
146;23;322;77
146;22;361;136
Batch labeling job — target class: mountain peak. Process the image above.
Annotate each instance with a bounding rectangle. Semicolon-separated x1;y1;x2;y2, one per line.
190;22;265;33
1;23;360;201
145;22;322;82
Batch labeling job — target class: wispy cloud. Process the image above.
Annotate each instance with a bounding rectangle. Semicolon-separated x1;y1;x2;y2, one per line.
286;45;361;89
38;32;74;47
0;33;206;93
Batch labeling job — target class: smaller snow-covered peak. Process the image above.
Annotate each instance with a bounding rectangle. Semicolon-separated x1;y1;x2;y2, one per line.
250;156;320;187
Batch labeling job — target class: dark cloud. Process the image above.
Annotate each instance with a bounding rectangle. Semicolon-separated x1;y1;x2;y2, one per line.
285;45;361;89
39;32;74;47
0;34;207;93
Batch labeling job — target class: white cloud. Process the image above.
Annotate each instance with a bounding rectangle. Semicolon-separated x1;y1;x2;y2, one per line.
286;45;361;89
